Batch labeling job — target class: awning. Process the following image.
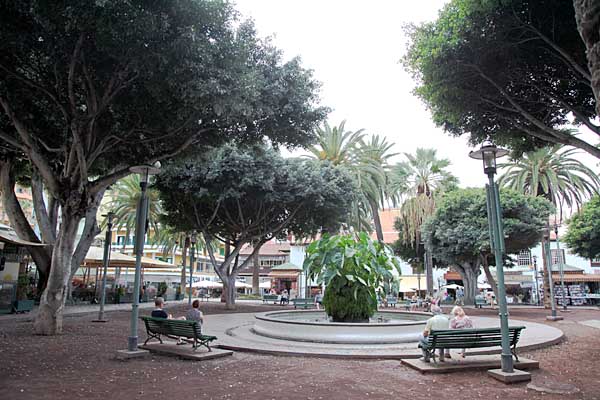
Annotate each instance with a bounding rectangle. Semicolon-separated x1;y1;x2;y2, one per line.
259;281;271;289
398;275;427;292
192;280;222;288
83;246;175;269
268;271;300;279
0;229;48;247
552;274;600;283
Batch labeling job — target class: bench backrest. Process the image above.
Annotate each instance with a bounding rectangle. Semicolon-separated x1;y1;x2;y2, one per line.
292;298;314;304
429;326;525;349
141;316;202;339
263;295;278;300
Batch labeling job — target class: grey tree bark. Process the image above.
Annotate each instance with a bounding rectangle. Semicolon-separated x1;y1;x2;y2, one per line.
574;0;600;116
369;199;384;243
480;255;499;299
453;262;478;306
252;244;260;295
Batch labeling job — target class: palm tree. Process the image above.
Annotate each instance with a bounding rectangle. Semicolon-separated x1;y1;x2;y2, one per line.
498;144;600;308
308;121;393;240
390;148;457;247
355;135;397;241
498;145;600;220
390;148;457;296
107;174;163;247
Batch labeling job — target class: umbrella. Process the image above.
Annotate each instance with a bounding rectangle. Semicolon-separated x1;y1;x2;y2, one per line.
478;283;492;289
192;280;222;288
443;284;464;290
259;281;271;289
235;281;252;288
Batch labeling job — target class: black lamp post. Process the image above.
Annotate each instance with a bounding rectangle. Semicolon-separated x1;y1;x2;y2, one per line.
532;255;540;306
189;232;197;305
126;162;160;353
469;143;514;374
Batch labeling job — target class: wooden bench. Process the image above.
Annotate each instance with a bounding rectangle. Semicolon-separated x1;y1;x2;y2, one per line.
475;296;487;308
419;326;526;363
386;297;398;308
141;316;217;352
262;294;279;304
292;298;315;309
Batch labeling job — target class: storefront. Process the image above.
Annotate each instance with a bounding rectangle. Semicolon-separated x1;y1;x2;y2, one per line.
267;262;302;295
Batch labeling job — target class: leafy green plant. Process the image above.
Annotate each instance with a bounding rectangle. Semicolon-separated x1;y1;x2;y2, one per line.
303;233;401;322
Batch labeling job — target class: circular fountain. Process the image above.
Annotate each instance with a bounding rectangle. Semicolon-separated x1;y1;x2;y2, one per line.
252;309;430;344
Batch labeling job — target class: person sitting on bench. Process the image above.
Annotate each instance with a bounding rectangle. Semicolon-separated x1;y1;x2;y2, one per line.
151;297;172;319
186;299;205;325
418;305;449;363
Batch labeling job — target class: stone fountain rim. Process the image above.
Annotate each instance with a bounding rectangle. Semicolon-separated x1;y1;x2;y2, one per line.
254;309;430;327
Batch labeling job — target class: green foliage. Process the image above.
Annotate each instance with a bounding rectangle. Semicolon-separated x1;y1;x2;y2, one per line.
0;0;327;191
422;188;554;265
156;144;357;241
498;145;600;219
303;233;400;322
403;0;598;157
564;196;600;260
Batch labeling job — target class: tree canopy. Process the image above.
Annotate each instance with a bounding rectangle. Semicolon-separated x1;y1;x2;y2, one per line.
564;196;600;260
422;187;553;303
404;0;600;158
155;144;357;308
0;0;327;334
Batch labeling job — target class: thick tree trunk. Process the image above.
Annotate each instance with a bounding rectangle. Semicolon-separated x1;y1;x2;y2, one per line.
0;162;52;290
455;262;478;306
369;200;384;243
481;256;499;299
223;275;237;310
252;249;260;295
34;208;81;335
574;0;600;116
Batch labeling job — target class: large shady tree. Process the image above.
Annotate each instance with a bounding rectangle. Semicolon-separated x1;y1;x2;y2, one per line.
405;0;600;159
156;145;357;309
422;188;553;305
564;195;600;260
0;0;326;334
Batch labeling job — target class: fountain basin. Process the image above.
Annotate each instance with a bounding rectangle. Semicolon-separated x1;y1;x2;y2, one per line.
252;310;430;344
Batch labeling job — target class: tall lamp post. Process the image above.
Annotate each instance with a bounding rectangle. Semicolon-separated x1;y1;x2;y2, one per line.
532;255;540;306
126;162;160;353
469;143;515;375
94;212;115;322
554;224;567;310
543;228;561;320
189;232;197;305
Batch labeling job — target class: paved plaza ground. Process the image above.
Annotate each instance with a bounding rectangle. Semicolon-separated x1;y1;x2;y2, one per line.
0;302;599;400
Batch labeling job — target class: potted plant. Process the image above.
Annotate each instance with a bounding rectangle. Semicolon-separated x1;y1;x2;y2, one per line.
13;274;34;313
304;233;401;322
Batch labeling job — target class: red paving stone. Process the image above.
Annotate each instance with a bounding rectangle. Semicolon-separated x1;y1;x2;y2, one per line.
0;303;599;400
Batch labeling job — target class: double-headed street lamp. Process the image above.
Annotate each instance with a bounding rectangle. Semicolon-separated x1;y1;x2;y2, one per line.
127;162;160;353
469;143;514;374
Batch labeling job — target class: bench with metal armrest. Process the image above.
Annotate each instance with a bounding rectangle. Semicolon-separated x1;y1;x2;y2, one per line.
291;298;315;309
419;326;526;363
141;316;217;351
262;294;279;304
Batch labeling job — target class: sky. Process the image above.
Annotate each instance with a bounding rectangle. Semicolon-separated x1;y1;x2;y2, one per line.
234;0;599;191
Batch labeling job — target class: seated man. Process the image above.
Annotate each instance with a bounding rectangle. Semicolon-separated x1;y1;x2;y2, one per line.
151;297;171;319
418;305;449;362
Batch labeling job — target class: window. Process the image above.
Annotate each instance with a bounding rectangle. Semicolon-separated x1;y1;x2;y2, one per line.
260;259;285;267
551;249;565;265
591;257;600;266
117;236;125;245
517;250;531;266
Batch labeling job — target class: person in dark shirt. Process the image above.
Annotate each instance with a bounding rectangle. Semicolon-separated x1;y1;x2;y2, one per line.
150;297;170;319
